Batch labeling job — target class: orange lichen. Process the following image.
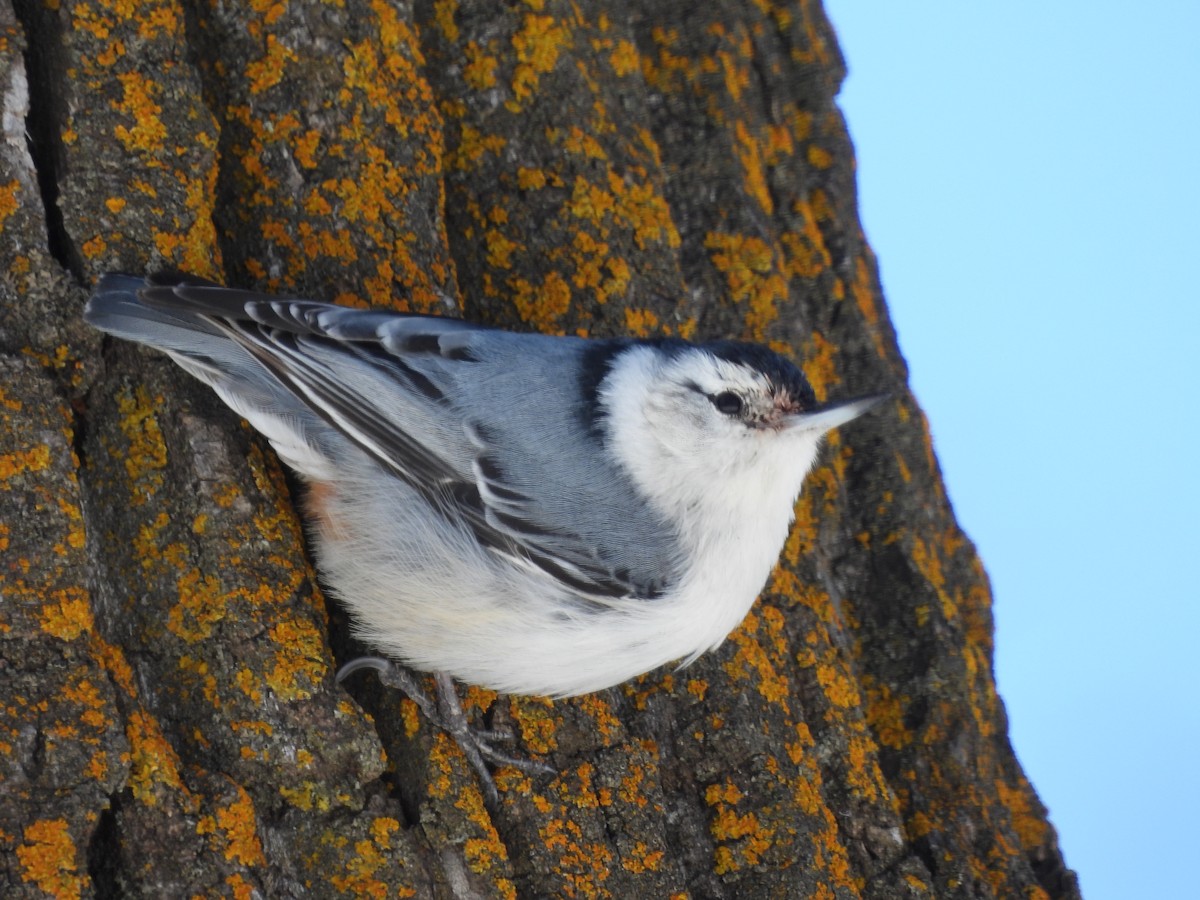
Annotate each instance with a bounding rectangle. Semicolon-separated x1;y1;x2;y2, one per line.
705;781;774;873
112;71;167;156
703;231;786;338
166;569;228;642
198;788;266;866
995;777;1050;848
576;693;623;746
620;840;664;873
126;709;191;807
37;588;94;642
509;270;571;330
806;144;833;169
608;39;639;77
623;307;660;337
534;814;615;896
734;120;772;215
510;14;571;107
0;442;50;480
452;124;507;170
862;677;912;750
16;819;81;900
517;166;547;190
432;0;459;42
485;228;521;269
814;661;860;709
115;385;168;502
0;179;20;233
723;611;791;712
464;41;499;90
264;615;327;701
781;198;831;279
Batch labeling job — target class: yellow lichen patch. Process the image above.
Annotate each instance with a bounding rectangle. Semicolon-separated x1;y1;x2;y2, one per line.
167;569;228;642
801;331;840;404
451;124;507;170
910;536;958;621
196;787;266;866
734;120;772;215
463;41;499;90
510;13;572;108
126;709;191;808
0;179;20;233
705;781;774;874
995;777;1049;849
623;307;660;337
609;172;679;250
485;228;521;269
781;197;831;279
0;385;22;411
517;166;547;190
558;125;607;160
620;840;665;874
92;634;137;697
54;496;86;554
814;660;860;709
849;253;891;360
38;588;94;642
509;270;571;330
806;144;833;169
509;696;559;755
576;693;623;746
844;733;887;802
608;39;639;76
16;818;82;900
327;817;419;897
0;443;50;480
433;0;459;42
861;676;912;750
723;611;791;712
703;231;786;339
246;34;297;95
177;654;219;706
264;615;327;701
115;385;168;502
462;826;513;889
277;782;332;813
137;0;183;40
534;814;615;897
112;71;167;157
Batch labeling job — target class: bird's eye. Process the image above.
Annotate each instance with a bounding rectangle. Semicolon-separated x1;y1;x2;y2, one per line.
711;391;744;416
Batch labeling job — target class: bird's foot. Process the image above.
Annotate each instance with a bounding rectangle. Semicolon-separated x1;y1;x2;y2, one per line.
337;657;553;807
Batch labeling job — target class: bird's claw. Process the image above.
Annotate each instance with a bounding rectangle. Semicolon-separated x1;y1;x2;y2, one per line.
338;657;555;807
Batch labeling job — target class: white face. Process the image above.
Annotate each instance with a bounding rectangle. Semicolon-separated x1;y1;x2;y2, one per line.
599;345;831;528
640;349;821;464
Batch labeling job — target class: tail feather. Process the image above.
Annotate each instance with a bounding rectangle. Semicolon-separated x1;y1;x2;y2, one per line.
84;274;343;480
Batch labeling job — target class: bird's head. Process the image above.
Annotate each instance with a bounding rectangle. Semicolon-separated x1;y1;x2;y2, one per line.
599;340;883;523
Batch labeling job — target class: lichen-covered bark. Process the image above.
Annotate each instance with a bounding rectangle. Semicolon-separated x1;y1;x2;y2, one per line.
0;0;1079;897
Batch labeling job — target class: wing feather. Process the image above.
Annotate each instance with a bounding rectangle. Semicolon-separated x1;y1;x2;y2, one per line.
90;275;680;599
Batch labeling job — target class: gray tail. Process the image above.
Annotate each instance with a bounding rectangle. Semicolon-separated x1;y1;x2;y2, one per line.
84;273;282;405
84;273;342;477
84;273;231;356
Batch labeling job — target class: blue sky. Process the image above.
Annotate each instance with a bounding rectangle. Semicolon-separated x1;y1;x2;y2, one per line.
823;3;1200;898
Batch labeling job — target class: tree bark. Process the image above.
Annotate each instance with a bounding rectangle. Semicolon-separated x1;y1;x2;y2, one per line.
0;0;1080;897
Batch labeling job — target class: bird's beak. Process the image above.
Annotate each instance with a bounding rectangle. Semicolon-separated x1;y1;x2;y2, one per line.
785;394;887;434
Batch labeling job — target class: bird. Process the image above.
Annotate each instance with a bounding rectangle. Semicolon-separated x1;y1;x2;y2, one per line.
85;271;882;802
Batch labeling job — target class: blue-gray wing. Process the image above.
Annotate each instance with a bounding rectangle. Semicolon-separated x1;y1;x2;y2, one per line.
86;275;682;600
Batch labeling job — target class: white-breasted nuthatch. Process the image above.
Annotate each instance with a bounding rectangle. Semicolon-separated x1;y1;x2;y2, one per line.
85;273;881;796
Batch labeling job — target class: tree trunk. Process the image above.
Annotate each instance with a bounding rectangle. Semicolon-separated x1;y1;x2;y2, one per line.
0;0;1079;897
